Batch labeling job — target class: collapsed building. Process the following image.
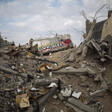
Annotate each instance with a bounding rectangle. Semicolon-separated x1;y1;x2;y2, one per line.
0;11;112;112
29;34;73;54
84;10;112;57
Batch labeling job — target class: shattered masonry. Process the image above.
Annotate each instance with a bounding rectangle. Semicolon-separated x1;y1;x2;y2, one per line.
0;10;112;112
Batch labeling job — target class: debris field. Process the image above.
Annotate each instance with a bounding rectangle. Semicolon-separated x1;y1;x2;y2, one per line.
0;10;112;112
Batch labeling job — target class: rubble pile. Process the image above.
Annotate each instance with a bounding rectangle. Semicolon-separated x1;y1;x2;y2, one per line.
0;40;112;112
0;10;112;112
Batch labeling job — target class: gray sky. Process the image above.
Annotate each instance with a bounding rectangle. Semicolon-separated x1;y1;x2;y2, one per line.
0;0;111;45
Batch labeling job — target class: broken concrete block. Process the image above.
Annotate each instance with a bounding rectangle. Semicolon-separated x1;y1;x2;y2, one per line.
3;55;10;60
99;67;106;73
89;39;102;56
72;91;82;99
48;82;58;88
53;95;57;99
16;94;30;109
34;78;59;87
58;93;64;100
82;46;88;59
60;86;72;97
104;54;112;60
81;63;87;68
94;102;104;112
18;76;24;83
53;67;89;75
66;51;75;62
0;65;18;75
94;73;103;82
100;58;107;62
64;101;84;112
30;87;38;91
90;89;106;97
42;108;46;112
65;66;74;70
80;76;87;83
68;97;96;112
89;63;96;67
108;82;112;92
60;110;64;112
100;81;108;89
53;67;96;76
86;67;96;75
39;87;57;107
20;73;27;78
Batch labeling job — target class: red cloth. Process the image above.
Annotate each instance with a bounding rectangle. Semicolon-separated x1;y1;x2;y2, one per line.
64;39;71;45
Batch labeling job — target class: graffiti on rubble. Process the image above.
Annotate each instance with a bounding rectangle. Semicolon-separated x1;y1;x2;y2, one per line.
38;43;63;51
38;39;72;52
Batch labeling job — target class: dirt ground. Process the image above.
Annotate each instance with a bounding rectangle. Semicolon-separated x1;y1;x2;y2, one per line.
41;48;112;112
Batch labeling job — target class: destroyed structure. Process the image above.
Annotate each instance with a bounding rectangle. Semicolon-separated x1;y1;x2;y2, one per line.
29;34;73;54
0;11;112;112
85;10;112;57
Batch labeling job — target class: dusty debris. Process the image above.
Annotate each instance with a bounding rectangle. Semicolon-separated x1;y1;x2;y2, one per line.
53;67;96;76
34;78;59;87
94;73;104;82
30;34;73;54
80;76;87;83
16;93;30;109
48;82;58;88
39;87;57;107
64;101;85;112
68;97;96;112
0;10;112;112
66;49;75;62
72;91;82;99
0;65;18;75
35;57;58;65
90;89;106;97
60;86;72;97
100;81;108;89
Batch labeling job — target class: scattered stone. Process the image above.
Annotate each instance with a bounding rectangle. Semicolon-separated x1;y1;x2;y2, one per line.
68;97;96;112
53;67;94;75
82;46;88;59
3;55;10;60
64;101;84;112
100;81;108;89
81;63;87;68
60;110;64;112
66;51;75;62
100;58;107;62
94;73;103;82
90;89;106;97
53;95;58;99
0;65;18;75
58;93;64;100
80;76;87;83
60;86;72;97
72;91;82;99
